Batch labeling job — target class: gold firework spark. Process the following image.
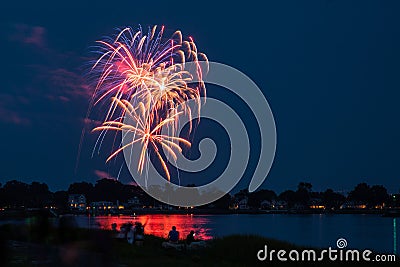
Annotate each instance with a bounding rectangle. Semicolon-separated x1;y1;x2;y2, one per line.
92;98;191;181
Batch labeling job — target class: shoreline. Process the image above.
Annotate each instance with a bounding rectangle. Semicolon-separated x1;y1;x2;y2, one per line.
1;208;398;220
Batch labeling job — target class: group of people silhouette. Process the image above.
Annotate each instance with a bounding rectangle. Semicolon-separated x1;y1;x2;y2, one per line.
167;225;196;245
112;222;198;247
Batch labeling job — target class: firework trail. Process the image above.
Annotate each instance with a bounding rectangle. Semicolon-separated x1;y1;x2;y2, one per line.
93;98;191;181
89;25;208;180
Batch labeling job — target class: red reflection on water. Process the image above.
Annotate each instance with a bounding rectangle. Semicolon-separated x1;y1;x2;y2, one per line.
92;214;212;240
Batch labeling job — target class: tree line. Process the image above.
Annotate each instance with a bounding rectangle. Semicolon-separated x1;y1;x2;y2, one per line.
241;182;398;209
0;179;398;210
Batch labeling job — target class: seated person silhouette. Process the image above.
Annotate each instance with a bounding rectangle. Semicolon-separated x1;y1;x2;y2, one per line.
186;230;195;245
167;226;179;243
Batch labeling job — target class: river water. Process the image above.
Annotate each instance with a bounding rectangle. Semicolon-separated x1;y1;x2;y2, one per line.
73;213;398;254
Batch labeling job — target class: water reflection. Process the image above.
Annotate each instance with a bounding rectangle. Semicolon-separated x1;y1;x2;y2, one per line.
92;214;213;240
71;214;400;253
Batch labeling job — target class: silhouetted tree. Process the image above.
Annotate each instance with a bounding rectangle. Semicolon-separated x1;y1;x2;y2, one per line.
28;182;51;208
53;190;68;209
391;194;400;207
234;189;248;200
368;185;389;206
294;182;312;204
92;178;124;202
322;189;345;209
2;180;30;207
0;185;4;206
348;183;370;203
278;190;296;207
297;182;312;192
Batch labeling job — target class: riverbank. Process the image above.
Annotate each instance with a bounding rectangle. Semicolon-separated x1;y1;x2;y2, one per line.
1;222;398;266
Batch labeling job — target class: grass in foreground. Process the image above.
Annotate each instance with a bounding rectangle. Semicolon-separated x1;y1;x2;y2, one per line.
0;220;398;266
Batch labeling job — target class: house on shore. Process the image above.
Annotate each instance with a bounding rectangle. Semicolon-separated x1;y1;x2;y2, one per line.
68;194;86;212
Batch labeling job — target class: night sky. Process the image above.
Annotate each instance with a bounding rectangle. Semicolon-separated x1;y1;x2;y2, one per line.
1;1;399;194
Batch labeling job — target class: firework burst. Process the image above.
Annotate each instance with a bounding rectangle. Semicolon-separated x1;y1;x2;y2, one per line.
91;25;207;122
89;25;207;180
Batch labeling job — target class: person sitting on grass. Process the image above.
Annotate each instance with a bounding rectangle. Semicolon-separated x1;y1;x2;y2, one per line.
167;226;179;243
133;222;145;246
126;224;134;245
186;230;195;245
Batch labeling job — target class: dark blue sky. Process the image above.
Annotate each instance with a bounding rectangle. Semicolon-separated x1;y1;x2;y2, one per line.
1;1;399;193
